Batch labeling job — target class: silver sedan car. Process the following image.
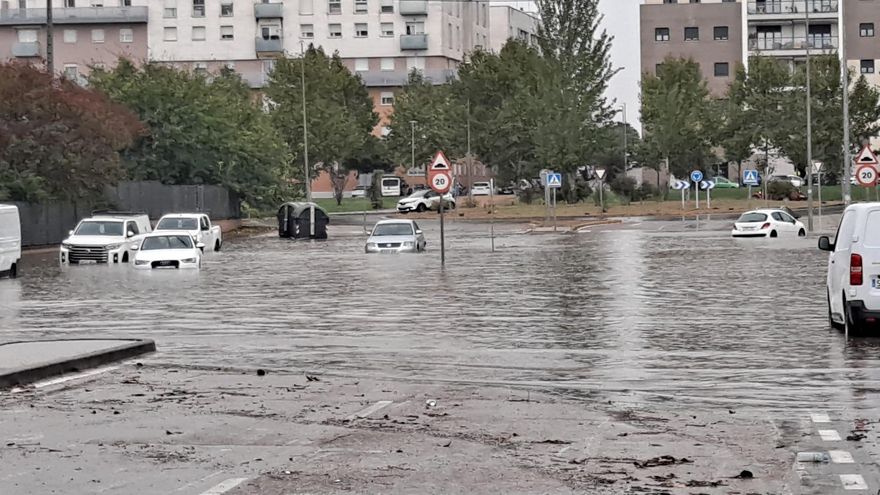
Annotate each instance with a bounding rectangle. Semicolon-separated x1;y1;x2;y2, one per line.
365;220;426;254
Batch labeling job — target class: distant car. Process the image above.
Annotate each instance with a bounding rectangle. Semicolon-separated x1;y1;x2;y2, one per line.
365;220;426;254
155;213;222;252
132;231;203;270
60;212;152;265
769;175;805;188
712;176;740;189
471;182;492;196
397;190;456;213
731;209;806;238
350;186;368;199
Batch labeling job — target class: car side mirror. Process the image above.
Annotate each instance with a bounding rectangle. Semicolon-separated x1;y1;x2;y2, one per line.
130;244;139;251
69;230;74;236
196;242;205;250
818;236;834;252
127;230;135;238
415;230;423;234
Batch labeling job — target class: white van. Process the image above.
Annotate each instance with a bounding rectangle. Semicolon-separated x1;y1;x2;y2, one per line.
819;203;880;332
381;176;402;197
0;205;22;279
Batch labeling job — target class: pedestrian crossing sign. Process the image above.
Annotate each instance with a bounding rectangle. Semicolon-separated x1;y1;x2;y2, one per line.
743;169;759;186
546;173;562;188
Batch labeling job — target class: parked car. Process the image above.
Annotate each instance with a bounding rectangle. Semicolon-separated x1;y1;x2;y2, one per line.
60;212;152;264
0;205;21;279
155;213;222;252
365;220;426;254
350;186;368;199
471;182;492;196
819;203;880;332
397;190;456;213
731;209;806;238
768;175;805;188
712;177;740;189
132;231;203;270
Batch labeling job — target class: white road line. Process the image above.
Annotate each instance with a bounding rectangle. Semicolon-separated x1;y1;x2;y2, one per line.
347;400;393;421
199;478;248;495
10;366;120;393
818;429;842;441
840;474;868;490
829;451;855;464
173;471;225;492
810;413;831;423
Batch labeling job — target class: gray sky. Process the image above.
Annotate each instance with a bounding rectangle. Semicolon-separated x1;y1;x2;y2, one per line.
599;0;641;130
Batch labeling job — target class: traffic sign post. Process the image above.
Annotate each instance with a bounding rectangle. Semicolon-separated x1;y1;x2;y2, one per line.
546;173;562;231
700;180;716;209
856;164;877;187
743;169;759;208
429;151;453;267
672;180;689;210
854;145;880;202
595;168;606;214
690;170;703;209
814;161;824;228
489;178;495;252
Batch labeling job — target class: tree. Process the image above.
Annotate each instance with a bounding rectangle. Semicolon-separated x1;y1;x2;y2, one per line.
0;62;142;202
265;46;378;205
90;60;288;208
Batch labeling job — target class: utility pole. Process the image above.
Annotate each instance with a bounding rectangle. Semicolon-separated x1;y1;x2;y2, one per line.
806;2;814;232
840;0;852;205
46;0;54;75
410;120;417;172
622;103;628;170
466;98;472;202
300;41;311;202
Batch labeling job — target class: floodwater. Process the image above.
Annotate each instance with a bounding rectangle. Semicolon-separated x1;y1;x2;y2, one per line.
1;215;878;414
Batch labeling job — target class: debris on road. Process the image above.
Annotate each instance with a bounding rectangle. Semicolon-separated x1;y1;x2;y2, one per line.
733;469;754;479
425;399;437;408
306;375;320;382
634;455;692;468
256;369;267;376
796;452;830;463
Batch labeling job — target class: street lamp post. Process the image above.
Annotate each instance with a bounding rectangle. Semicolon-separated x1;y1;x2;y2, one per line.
806;2;814;232
840;0;852;205
410;120;417;173
300;41;311;202
621;103;628;170
46;0;54;75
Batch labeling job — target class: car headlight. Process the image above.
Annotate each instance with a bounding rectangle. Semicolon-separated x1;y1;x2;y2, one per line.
181;258;197;263
105;244;121;250
134;260;149;266
61;242;72;249
366;242;377;248
403;241;414;247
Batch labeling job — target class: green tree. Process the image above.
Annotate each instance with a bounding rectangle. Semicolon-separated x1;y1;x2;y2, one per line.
265;47;378;205
90;60;288;208
0;62;142;202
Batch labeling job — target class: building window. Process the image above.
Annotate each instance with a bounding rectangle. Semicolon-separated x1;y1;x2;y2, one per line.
381;22;393;37
654;27;669;42
93;62;106;71
714;62;729;77
91;28;105;43
655;63;664;75
192;0;205;17
63;29;77;43
355;58;369;71
63;64;78;80
861;23;875;38
65;0;75;6
192;26;206;41
405;21;424;35
381;57;394;71
164;7;176;18
447;23;452;48
299;0;313;15
328;23;342;38
17;29;37;42
380;91;394;106
380;0;393;13
194;62;208;74
355;22;368;37
684;27;698;41
220;25;233;40
355;0;367;13
328;0;341;14
121;0;131;6
714;26;728;41
119;28;133;43
164;26;177;41
862;59;875;74
300;23;314;38
221;2;233;16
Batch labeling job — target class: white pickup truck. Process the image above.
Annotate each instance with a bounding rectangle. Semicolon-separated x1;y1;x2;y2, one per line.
155;213;222;252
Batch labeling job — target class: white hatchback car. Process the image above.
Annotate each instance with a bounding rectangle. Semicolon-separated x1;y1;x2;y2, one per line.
819;203;880;332
471;182;492;196
731;209;806;238
132;231;203;270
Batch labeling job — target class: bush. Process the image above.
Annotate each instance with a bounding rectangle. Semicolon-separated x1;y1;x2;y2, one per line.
563;179;593;204
635;181;658;201
610;175;637;203
767;181;795;200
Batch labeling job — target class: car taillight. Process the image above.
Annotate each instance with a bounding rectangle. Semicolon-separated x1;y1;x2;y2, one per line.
761;223;771;230
851;253;863;286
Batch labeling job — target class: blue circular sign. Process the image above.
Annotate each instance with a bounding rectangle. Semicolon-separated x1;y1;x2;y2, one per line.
690;170;704;183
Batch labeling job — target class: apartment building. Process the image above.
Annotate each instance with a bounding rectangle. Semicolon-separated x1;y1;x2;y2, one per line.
844;0;880;88
488;5;539;52
0;0;148;82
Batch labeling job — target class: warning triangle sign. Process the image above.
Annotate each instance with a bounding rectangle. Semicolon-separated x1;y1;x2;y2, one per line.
430;151;450;171
854;145;879;165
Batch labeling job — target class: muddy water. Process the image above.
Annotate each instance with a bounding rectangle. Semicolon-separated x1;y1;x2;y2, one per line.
1;217;878;413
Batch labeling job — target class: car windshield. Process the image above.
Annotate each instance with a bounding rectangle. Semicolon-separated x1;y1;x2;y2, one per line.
738;212;768;223
406;191;429;199
141;235;194;250
372;223;414;236
474;183;490;188
75;221;124;236
156;218;198;230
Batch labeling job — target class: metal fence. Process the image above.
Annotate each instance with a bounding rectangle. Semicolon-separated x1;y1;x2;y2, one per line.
6;181;240;247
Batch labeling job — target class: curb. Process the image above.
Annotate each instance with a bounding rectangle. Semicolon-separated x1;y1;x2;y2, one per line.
0;338;156;389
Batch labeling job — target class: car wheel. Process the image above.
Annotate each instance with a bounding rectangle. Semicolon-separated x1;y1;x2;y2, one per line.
844;294;863;336
770;230;778;238
798;229;806;237
829;289;844;330
9;263;16;279
214;241;221;252
416;203;427;213
449;202;456;210
122;252;129;263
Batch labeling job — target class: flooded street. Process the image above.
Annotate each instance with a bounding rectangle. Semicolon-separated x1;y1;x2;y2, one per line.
2;215;880;494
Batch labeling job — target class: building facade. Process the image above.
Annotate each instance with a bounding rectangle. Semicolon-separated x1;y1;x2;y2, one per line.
488;5;539;52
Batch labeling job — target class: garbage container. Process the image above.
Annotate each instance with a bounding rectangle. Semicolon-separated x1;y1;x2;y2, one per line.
277;202;329;239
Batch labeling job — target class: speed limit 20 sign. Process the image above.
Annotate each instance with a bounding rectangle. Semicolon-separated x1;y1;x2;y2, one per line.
428;151;453;194
856;164;878;187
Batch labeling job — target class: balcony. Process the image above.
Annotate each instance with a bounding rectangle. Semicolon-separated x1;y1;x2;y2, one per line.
748;35;838;52
11;41;40;57
748;1;838;19
254;2;283;19
0;6;148;25
399;0;428;15
400;33;428;50
255;37;284;56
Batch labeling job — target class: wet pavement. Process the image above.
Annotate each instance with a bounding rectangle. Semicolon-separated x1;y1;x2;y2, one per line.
1;213;879;494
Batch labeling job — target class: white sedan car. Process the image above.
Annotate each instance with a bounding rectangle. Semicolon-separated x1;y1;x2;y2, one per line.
397;190;455;213
132;231;203;269
471;182;492;196
731;209;806;238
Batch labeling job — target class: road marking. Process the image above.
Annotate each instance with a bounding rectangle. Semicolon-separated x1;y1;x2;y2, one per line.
830;451;855;464
810;413;831;423
347;400;393;421
818;429;842;441
840;474;868;490
173;471;224;492
9;366;119;393
199;478;248;495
